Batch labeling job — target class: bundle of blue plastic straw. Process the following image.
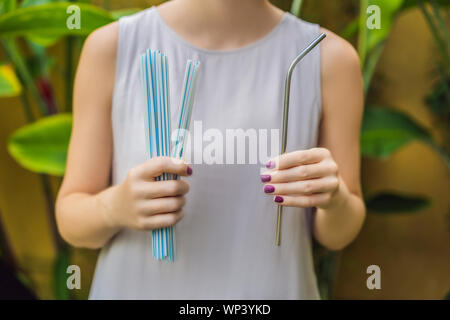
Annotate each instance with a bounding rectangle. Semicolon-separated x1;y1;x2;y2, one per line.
139;50;200;262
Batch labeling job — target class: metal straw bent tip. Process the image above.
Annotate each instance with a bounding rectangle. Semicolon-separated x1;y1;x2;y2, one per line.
275;33;326;246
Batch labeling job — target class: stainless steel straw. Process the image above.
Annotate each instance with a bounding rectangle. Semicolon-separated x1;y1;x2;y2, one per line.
276;33;326;246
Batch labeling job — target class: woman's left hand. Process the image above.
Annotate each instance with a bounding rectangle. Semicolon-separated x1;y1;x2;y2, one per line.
261;148;342;209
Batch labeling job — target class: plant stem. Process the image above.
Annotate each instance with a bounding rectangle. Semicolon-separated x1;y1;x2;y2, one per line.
357;0;369;68
40;175;64;251
19;91;35;123
417;0;450;73
2;39;49;116
64;0;76;112
0;41;35;122
426;139;450;170
290;0;303;17
0;211;17;272
363;42;385;95
65;36;74;112
430;0;450;54
40;174;69;299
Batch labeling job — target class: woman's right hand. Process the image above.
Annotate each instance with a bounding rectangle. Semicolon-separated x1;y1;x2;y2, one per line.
104;157;192;231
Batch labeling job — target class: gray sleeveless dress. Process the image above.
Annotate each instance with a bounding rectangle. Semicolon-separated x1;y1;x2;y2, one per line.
89;7;322;299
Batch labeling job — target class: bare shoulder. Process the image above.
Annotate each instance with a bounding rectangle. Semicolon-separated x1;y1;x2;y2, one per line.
73;21;119;112
319;27;361;79
79;21;119;66
318;27;364;125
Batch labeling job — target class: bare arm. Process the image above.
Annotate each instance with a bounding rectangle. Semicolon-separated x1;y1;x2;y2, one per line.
56;23;191;249
313;28;366;250
55;22;119;249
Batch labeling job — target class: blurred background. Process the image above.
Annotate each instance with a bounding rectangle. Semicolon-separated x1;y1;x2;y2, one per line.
0;0;448;300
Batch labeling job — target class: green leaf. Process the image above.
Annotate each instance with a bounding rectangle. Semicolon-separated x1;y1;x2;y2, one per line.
427;141;450;170
0;3;114;38
110;8;142;20
366;192;431;213
20;0;69;46
345;1;404;88
444;290;450;300
340;17;359;40
361;106;432;158
344;0;450;45
7;114;72;176
26;40;54;78
0;64;22;96
358;0;404;70
401;0;450;11
0;0;17;15
363;42;384;93
26;32;61;47
20;0;69;8
20;0;65;8
2;39;49;115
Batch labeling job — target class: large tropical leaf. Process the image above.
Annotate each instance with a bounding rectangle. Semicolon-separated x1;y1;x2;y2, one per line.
343;0;450;41
0;0;16;14
358;0;405;92
366;192;430;213
357;0;450;92
0;64;21;97
358;0;404;65
0;3;114;38
361;106;432;158
7;114;72;176
20;1;87;46
20;0;65;8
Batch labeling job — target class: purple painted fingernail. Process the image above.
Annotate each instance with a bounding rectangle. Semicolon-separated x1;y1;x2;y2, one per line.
260;175;271;183
266;160;275;169
274;196;284;203
264;185;275;193
187;166;193;176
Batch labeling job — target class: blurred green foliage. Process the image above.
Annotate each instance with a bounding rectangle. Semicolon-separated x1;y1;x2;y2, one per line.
7;113;71;176
0;0;448;299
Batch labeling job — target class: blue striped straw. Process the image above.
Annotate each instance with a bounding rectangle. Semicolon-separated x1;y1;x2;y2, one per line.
140;49;200;262
172;60;200;160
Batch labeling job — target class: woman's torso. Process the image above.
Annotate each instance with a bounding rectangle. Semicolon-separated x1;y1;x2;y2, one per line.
89;7;322;299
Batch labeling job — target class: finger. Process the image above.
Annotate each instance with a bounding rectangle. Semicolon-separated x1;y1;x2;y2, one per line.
138;196;186;215
272;193;331;208
137;210;184;230
137;157;192;179
261;160;337;183
263;177;339;195
137;180;190;199
266;148;329;170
